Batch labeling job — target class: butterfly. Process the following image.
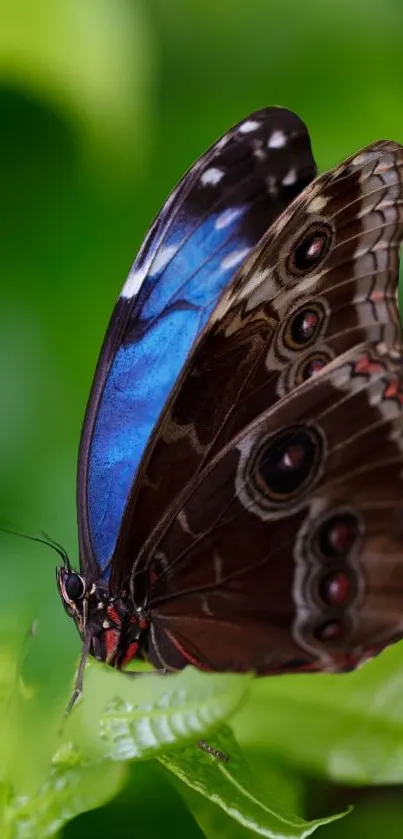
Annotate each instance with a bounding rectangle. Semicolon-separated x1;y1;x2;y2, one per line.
57;107;403;700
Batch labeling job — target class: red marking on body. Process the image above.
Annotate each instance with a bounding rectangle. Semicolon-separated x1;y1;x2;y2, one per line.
129;613;148;630
107;605;121;626
104;628;119;661
122;642;139;667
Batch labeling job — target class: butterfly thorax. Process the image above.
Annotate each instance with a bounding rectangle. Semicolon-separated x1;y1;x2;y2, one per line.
57;566;149;668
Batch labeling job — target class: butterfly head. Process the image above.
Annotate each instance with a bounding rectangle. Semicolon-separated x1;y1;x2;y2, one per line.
56;564;147;668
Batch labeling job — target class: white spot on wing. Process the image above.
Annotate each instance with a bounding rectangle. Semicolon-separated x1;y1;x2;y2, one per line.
237;268;268;301
220;247;250;271
150;244;177;276
121;243;180;299
282;168;297;186
268;129;287;148
209;290;232;324
245;271;276;312
238;119;260;133
200;167;225;186
308;195;328;213
120;267;145;299
292;273;322;296
350;152;367;167
215;207;243;230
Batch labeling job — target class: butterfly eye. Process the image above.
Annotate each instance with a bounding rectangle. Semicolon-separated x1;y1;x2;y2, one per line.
287;222;333;276
64;572;85;602
253;424;324;502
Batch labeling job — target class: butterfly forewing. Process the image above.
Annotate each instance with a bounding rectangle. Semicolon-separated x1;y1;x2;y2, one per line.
77;107;317;577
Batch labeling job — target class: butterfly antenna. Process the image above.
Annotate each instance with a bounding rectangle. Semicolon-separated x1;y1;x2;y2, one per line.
0;521;71;569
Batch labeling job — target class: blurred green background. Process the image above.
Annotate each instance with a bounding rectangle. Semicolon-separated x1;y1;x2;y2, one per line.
1;0;403;836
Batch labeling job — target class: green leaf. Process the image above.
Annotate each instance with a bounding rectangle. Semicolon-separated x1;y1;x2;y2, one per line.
4;743;125;839
2;665;252;837
67;661;252;761
161;726;348;838
234;642;403;785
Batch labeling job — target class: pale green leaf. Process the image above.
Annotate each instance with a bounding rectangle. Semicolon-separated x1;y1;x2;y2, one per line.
67;661;252;761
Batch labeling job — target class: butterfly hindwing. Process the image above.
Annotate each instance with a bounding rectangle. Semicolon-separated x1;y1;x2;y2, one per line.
78;107;317;576
144;342;403;674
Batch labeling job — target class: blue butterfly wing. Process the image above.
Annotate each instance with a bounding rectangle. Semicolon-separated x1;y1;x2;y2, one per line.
77;107;317;577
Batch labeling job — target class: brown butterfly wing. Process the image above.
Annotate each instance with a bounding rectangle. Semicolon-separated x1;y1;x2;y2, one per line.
145;343;403;673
